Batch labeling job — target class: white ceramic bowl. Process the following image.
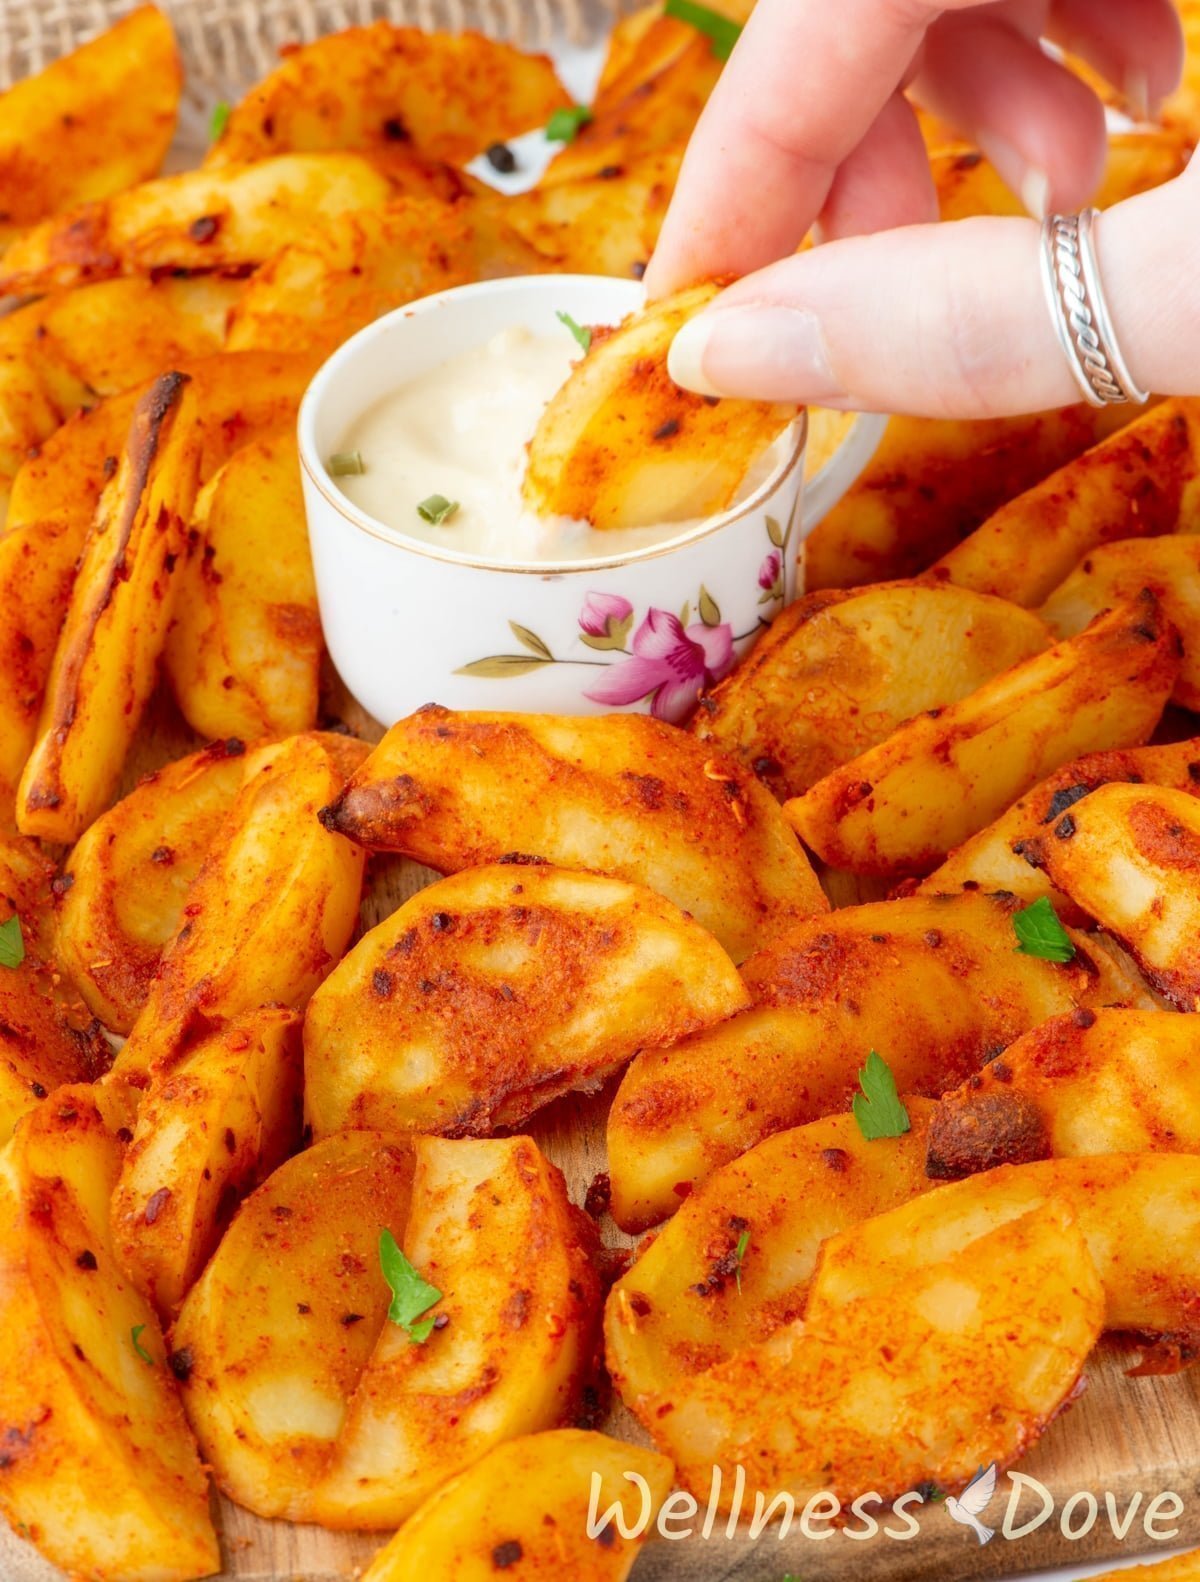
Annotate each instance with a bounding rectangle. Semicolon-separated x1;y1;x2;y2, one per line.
298;275;883;728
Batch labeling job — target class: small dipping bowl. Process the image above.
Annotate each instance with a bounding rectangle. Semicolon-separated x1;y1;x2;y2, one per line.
298;275;884;727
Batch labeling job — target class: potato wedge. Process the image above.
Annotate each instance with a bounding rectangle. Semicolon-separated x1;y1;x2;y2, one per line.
113;732;368;1080
305;862;748;1138
111;1008;303;1316
0;1085;218;1581
360;1430;674;1582
208;23;569;170
321;707;826;963
693;582;1049;799
1081;1554;1200;1582
653;1199;1101;1510
1163;0;1200;139
0;6;180;242
608;890;1138;1231
590;2;752;114
784;596;1180;875
0;153;395;297
932;398;1200;607
164;434;320;741
522;285;795;531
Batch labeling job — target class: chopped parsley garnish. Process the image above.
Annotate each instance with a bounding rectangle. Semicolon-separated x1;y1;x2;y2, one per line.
131;1324;155;1365
416;494;460;526
209;100;231;141
329;450;365;477
1012;895;1076;964
852;1050;911;1141
545;104;594;144
734;1229;750;1293
664;0;744;61
556;311;592;353
0;914;23;969
379;1230;442;1343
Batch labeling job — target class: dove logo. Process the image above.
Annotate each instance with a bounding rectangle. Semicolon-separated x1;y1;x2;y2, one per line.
945;1464;998;1545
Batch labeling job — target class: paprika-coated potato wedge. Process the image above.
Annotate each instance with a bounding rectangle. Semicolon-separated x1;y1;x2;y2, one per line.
310;1135;601;1528
17;372;200;843
0;153;395;297
360;1430;674;1582
522;284;795;531
111;1008;303;1316
693;582;1049;800
0;1086;218;1581
55;739;249;1034
321;707;826;964
785;596;1180;875
164;434;321;741
591;1;752;112
0;6;180;244
207;23;569;170
1079;1554;1200;1582
114;732;368;1080
1028;782;1200;1011
932;398;1200;607
1040;537;1200;709
653;1200;1101;1511
607;890;1143;1231
305;862;748;1138
926;1009;1200;1180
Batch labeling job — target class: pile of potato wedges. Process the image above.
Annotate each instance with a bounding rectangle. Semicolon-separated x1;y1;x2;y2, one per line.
3;3;1200;1581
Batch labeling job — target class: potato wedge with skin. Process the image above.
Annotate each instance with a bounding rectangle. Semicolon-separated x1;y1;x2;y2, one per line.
608;890;1142;1232
321;707;825;964
785;596;1180;875
0;6;180;242
305;863;748;1138
0;1086;218;1581
522;285;795;531
0;154;395;297
655;1200;1102;1511
693;582;1049;800
111;1008;303;1316
360;1430;674;1582
927;1009;1200;1180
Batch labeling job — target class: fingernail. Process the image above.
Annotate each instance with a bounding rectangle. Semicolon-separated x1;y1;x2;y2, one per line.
1020;167;1050;221
978;133;1050;220
1124;69;1152;123
668;306;844;402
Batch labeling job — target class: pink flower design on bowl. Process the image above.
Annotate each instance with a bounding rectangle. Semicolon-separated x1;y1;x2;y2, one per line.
583;607;734;724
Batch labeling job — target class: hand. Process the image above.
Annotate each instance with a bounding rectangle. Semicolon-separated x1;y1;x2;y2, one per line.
646;0;1195;418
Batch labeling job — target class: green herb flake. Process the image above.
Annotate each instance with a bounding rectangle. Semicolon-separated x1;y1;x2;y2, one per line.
545;104;594;144
1012;895;1076;964
380;1229;442;1343
131;1324;155;1365
734;1228;750;1293
0;914;23;970
329;450;365;477
416;494;460;526
209;100;232;141
556;310;592;353
852;1050;911;1141
664;0;744;61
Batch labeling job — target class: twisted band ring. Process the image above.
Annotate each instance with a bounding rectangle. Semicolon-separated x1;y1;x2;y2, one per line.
1040;208;1149;408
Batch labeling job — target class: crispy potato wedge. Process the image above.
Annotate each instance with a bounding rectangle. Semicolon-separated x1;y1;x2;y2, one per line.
654;1199;1101;1510
608;890;1138;1231
164;434;320;741
208;23;569;170
0;6;180;242
0;154;395;297
360;1430;674;1582
522;284;795;531
0;1086;218;1581
114;732;368;1080
322;707;826;963
110;1008;302;1316
693;582;1049;800
1028;782;1200;1011
1081;1554;1200;1582
591;2;752;112
927;1008;1200;1180
784;596;1180;875
305;862;748;1138
932;398;1200;607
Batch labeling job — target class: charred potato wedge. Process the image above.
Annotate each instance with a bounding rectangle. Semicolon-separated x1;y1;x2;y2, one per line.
305;862;748;1138
694;582;1049;800
522;285;795;531
360;1431;674;1582
321;707;826;963
0;1086;218;1580
785;596;1180;875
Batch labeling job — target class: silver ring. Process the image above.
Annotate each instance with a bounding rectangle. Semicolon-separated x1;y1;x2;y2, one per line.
1040;208;1149;407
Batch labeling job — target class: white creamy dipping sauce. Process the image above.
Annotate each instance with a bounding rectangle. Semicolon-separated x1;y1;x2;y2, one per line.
332;327;788;565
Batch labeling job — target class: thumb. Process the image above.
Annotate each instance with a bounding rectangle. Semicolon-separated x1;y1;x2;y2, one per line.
664;168;1200;419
